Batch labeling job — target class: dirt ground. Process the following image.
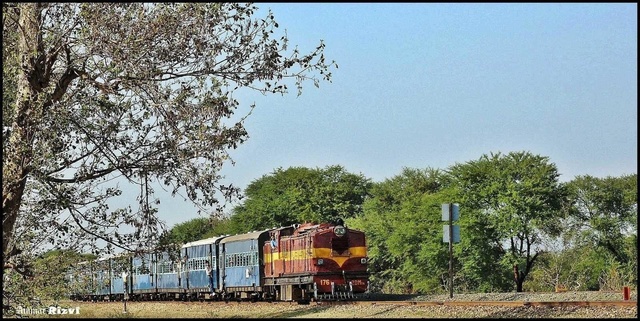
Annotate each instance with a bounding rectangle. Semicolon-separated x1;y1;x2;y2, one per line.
20;295;637;319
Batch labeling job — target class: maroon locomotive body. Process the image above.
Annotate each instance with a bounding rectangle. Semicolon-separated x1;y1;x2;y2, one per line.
263;220;369;301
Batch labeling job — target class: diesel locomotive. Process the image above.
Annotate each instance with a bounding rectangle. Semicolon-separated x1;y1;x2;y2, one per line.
66;219;369;302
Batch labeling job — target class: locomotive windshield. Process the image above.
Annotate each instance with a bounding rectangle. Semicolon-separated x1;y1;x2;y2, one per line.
331;225;350;256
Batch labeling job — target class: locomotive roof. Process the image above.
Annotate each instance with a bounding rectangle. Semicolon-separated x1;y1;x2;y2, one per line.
219;229;272;244
182;235;228;248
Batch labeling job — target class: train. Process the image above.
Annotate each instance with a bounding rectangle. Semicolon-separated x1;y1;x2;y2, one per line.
65;219;369;303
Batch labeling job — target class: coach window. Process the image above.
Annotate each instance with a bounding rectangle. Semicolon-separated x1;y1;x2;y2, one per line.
159;262;174;274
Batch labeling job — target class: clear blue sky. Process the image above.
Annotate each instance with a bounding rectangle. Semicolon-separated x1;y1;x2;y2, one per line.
156;3;637;228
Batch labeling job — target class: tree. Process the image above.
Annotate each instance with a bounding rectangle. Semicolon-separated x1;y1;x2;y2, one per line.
565;174;637;263
454;205;514;293
2;3;336;274
2;249;95;308
448;151;568;292
157;217;215;248
230;165;371;233
564;174;637;287
348;167;450;293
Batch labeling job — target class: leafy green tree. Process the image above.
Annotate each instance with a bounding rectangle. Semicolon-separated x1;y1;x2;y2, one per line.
448;151;568;292
453;206;514;293
157;217;214;247
523;237;602;292
3;249;95;305
565;174;637;264
230;165;371;233
155;216;235;258
2;3;336;277
202;216;235;239
348;167;449;293
564;174;637;287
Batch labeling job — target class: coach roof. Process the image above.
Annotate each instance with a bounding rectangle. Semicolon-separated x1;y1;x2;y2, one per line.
182;235;228;248
219;229;272;244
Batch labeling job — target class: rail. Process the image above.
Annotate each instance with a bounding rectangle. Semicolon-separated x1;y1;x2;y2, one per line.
314;300;638;307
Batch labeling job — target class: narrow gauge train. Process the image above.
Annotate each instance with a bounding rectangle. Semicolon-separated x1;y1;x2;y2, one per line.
67;219;369;302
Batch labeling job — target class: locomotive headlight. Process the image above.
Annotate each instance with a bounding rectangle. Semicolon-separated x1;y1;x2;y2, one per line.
316;258;324;266
360;258;367;264
334;225;346;237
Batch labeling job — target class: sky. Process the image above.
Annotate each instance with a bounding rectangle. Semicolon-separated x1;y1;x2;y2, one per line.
153;3;637;229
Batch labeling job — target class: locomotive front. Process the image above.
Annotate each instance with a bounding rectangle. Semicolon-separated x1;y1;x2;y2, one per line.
263;220;369;301
309;222;369;297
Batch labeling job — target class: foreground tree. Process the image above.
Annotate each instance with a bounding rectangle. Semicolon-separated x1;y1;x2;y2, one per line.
448;151;568;292
2;3;336;273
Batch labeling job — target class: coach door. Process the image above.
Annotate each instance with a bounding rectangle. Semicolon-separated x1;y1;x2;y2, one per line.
219;243;225;291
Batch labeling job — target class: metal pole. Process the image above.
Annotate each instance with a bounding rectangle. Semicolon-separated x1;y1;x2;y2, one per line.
449;204;453;299
123;271;128;314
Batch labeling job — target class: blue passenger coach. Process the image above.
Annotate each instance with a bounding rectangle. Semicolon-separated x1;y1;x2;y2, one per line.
132;252;155;299
219;230;270;301
155;251;181;299
68;261;93;301
108;253;131;300
94;256;112;299
181;236;228;300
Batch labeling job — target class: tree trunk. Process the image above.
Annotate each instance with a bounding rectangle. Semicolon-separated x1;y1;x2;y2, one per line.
513;264;523;292
2;3;44;262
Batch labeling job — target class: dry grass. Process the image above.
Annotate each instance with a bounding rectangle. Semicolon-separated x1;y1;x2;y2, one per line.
16;292;638;319
33;300;322;319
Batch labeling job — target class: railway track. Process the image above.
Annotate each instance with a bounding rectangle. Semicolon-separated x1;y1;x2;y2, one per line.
71;290;638;309
313;300;638;307
95;298;636;308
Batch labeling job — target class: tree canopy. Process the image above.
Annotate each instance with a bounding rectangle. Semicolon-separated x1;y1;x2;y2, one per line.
565;174;637;262
229;165;372;233
2;3;336;272
350;152;572;294
157;217;214;248
347;167;450;293
447;151;569;292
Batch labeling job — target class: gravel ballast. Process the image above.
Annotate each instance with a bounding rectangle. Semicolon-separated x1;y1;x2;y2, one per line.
40;290;637;318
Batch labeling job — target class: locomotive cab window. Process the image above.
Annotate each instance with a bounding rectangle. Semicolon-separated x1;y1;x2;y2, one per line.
331;226;350;256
